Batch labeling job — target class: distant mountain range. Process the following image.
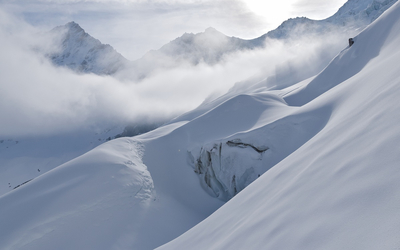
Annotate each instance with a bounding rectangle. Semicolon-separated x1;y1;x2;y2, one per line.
42;0;397;79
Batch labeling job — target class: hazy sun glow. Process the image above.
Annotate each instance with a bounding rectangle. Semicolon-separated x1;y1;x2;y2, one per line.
244;0;294;27
243;0;348;28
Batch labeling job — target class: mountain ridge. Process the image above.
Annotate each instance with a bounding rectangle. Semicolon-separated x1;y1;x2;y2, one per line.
43;0;397;78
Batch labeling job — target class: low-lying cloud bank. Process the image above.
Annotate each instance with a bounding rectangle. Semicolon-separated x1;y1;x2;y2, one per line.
0;10;354;137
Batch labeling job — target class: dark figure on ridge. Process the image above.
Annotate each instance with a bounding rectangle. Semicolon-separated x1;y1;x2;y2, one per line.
349;38;355;47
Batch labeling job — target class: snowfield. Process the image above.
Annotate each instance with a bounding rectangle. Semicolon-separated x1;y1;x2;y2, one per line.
1;0;400;249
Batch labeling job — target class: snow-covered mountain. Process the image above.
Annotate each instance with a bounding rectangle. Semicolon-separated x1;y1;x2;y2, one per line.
1;1;400;249
45;22;129;75
135;27;264;65
2;0;400;249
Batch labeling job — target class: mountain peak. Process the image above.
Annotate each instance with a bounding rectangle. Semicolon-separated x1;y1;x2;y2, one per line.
46;21;129;75
64;21;84;31
50;21;85;36
203;27;225;36
66;21;78;26
204;27;218;33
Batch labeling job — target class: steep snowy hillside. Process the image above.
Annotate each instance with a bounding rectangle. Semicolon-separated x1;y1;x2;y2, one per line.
44;22;129;75
158;1;400;249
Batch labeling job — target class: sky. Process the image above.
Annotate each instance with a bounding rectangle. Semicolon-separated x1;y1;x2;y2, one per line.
1;0;347;60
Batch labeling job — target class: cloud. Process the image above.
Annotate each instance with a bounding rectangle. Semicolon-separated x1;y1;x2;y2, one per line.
0;9;254;136
0;8;354;138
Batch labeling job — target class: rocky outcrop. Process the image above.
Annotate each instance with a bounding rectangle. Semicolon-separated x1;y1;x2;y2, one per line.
188;139;270;201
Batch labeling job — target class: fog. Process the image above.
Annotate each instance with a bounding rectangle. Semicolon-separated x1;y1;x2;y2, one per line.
0;9;354;137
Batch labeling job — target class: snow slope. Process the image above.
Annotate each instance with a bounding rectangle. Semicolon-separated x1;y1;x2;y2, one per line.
158;1;400;249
